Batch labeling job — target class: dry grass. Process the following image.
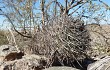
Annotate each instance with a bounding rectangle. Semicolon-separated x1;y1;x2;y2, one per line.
0;30;8;46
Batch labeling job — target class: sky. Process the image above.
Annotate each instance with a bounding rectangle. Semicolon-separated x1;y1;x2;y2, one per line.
103;0;110;5
0;0;110;29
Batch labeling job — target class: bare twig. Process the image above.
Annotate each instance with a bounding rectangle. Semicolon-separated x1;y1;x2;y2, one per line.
0;13;32;38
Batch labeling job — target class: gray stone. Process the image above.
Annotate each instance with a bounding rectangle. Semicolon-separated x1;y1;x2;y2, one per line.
87;56;110;70
0;45;20;62
0;45;19;56
0;54;47;70
44;66;79;70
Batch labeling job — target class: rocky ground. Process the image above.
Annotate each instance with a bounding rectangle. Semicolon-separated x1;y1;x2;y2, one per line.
0;45;110;70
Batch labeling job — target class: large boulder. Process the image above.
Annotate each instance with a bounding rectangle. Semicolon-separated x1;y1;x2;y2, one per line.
86;24;110;57
0;45;19;56
87;56;110;70
0;54;48;70
0;45;21;62
0;45;48;70
44;66;79;70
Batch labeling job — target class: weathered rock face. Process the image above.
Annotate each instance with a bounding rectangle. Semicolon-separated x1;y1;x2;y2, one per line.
0;54;48;70
86;24;110;57
86;24;110;46
44;66;79;70
87;56;110;70
0;45;20;62
0;45;18;56
0;45;48;70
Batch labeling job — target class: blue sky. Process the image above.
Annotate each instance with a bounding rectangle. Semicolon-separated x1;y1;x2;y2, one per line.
104;0;110;6
0;0;110;29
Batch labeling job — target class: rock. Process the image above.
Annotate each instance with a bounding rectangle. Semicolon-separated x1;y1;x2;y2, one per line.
4;52;24;61
0;45;20;62
44;66;79;70
0;54;48;70
91;54;107;61
86;24;110;57
87;56;110;70
0;45;19;56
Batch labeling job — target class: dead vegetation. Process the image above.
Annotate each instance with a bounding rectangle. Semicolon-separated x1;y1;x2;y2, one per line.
0;30;8;46
15;15;91;69
1;16;110;70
